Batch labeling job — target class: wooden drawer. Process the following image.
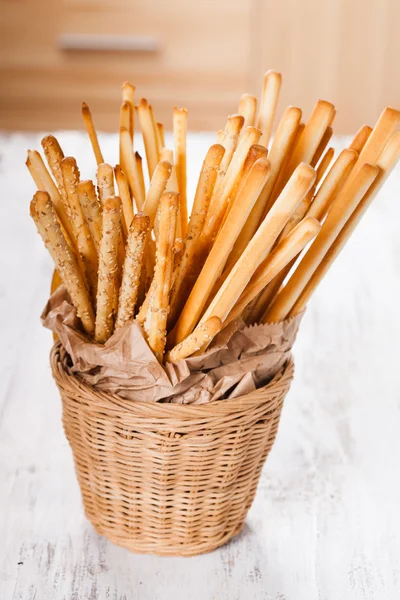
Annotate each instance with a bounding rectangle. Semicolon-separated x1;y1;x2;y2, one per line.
0;0;252;131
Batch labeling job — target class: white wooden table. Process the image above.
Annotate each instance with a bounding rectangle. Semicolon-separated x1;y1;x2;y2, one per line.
1;132;399;600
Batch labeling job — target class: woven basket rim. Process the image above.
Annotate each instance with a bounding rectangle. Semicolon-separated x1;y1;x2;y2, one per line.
51;342;294;419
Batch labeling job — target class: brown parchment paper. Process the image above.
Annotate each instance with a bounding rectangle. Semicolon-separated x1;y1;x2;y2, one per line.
42;286;303;404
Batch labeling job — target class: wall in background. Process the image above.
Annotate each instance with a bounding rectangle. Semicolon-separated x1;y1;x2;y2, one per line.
0;0;399;133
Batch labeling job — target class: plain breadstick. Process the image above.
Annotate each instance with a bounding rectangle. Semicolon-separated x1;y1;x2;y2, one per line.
77;179;103;252
265;163;379;322
41;135;66;200
315;147;334;186
30;191;95;336
257;70;282;146
166;317;222;362
95;196;122;343
173;106;188;237
211;114;244;202
171;157;270;344
199;163;316;326
137;98;159;178
120;128;145;209
144;192;179;361
96;163;115;204
122;81;135;141
81;102;104;165
156;121;165;149
349;125;372;153
61;157;98;300
119;101;131;166
142;161;173;230
311;126;333;167
114;164;134;236
225;217;321;326
135;152;146;206
238;94;257;130
288;130;400;318
115;213;149;329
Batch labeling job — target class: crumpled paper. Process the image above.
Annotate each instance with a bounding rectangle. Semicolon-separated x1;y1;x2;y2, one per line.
42;286;303;404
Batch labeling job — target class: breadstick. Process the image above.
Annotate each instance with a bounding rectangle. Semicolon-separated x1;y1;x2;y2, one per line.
144;192;179;361
41;135;66;200
137;98;159;178
166;317;222;362
311;126;333;167
26;149;75;245
120;128;145;209
96;163;115;204
170;238;185;289
142;160;173;230
210;115;244;202
238;94;257;130
216;130;225;144
135;152;146;207
171;157;270;344
119;101;131;166
115;213;149;329
156;122;165;148
95;196;122;343
199;163;316;326
77;179;102;252
173;106;188;237
349;125;372;153
114;164;134;236
315;147;334;187
225;217;321;326
257;70;282;146
264;163;379;322
149;105;161;160
61;157;98;300
30;191;95;335
306;148;358;221
81;102;104;165
122;81;135;141
287;130;400;318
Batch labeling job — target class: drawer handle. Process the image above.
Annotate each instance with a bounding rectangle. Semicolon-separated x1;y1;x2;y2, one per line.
57;34;159;52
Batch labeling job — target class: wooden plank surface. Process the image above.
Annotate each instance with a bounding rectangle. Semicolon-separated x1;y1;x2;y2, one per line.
0;132;399;599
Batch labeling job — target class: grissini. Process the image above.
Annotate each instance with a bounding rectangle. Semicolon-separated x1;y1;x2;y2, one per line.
96;163;115;204
120;127;145;209
349;125;372;153
41;135;66;200
115;212;149;329
166;317;222;362
95;196;122;343
170;238;185;289
122;81;135;141
171;157;270;344
287;130;400;318
199;163;316;326
264;163;379;322
315;147;334;187
156;121;165;149
81;102;104;165
119;101;131;167
149;105;161;160
142;161;173;231
135;152;146;206
257;70;282;146
137;98;159;178
311;126;333;167
31;191;95;335
61;157;98;300
238;93;257;130
225;217;321;326
210;115;244;202
114;164;134;237
77;179;103;252
144;192;179;361
173;106;188;237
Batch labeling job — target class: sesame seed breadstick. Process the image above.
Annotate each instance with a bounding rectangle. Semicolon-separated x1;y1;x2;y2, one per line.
287;130;400;319
81;102;104;165
257;70;282;146
96;163;115;205
61;157;98;301
95;196;122;343
144;192;179;361
225;217;321;326
238;94;257;130
30;191;95;336
120;127;145;210
41;135;66;200
166;317;222;362
122;81;135;141
199;163;316;327
311;126;333;167
349;125;372;153
114;165;134;237
77;179;102;253
137;98;159;179
264;163;379;322
172;157;270;344
173;106;188;238
115;213;150;329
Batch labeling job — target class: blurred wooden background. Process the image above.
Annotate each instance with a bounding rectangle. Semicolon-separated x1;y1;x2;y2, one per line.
1;0;399;133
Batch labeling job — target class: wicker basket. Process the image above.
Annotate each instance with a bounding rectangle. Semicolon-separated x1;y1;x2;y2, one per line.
51;342;294;557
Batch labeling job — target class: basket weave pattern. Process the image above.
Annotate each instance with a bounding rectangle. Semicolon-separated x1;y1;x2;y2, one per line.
51;343;294;556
